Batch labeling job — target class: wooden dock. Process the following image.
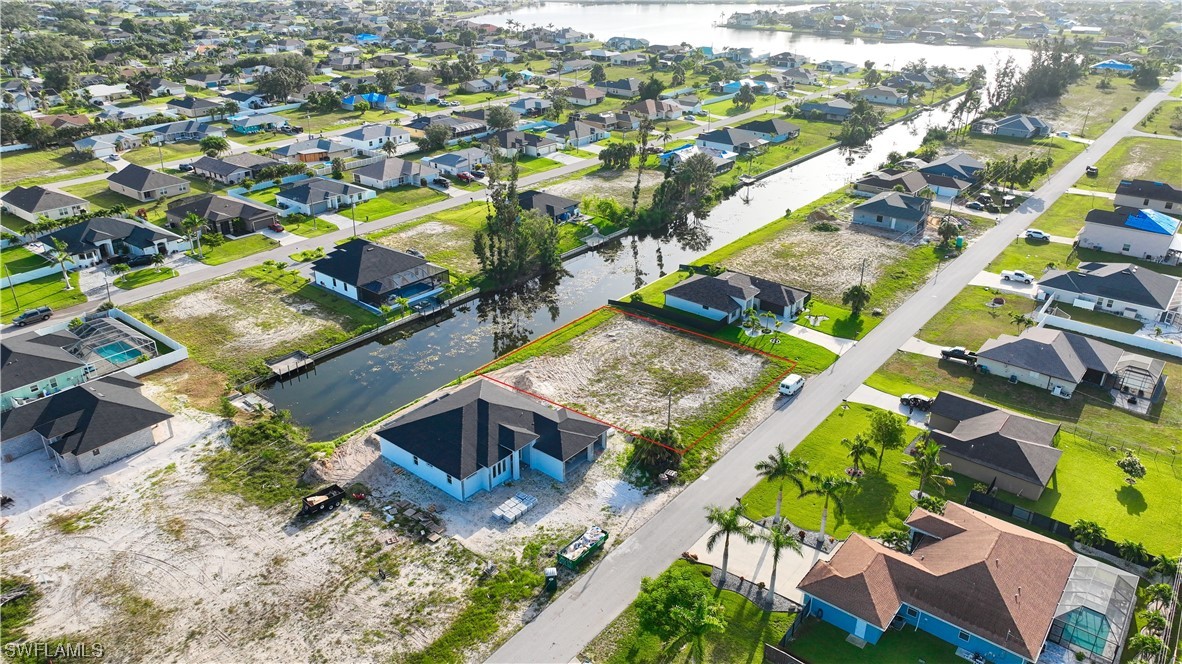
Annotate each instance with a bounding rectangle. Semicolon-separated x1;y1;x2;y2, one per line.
266;350;314;378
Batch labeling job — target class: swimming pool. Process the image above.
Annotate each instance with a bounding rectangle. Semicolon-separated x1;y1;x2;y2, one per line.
96;341;143;365
1053;607;1110;656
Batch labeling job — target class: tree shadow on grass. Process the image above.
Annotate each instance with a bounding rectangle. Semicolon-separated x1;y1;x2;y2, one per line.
1116;485;1148;515
844;470;899;534
830;314;865;339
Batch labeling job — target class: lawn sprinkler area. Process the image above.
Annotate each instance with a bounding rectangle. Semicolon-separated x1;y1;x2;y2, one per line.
475;306;795;460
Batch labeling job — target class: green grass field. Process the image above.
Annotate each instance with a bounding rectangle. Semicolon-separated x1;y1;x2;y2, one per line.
1;272;85;322
1;246;50;274
195;235;279;265
587;560;795;664
350;186;449;221
987;237;1182;278
1028;193;1111;237
742;403;926;538
114;267;178;289
789;617;961;664
1074;137;1182;192
918;286;1039;349
61;179;171;225
1050;74;1150;139
0;147;113;189
716;119;837;186
866;351;1182;454
949;135;1086;189
364;200;488;280
513;154;563;176
794;299;881;340
122;141;204;167
283;217;338;238
1138;100;1182;137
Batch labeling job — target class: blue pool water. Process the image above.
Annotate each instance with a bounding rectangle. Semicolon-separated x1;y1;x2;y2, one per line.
1060;607;1110;654
96;342;143;365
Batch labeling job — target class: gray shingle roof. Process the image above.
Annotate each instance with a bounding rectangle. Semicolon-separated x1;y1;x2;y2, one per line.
339;124;410;142
1;330;88;389
977;328;1124;383
191;155;252;178
697;127;766;150
1040;262;1181;310
311;238;427;290
375;378;610;479
1;186;88;214
929;392;1062;486
352;157;438;181
1;373;172;457
1115;179;1182;204
276;177;369;206
853;191;930;222
106;164;187;192
42;216;182;254
165;194;275;226
517;190;578;218
664;272;759;315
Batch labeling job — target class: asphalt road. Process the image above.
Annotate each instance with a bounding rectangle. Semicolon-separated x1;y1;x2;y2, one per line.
486;74;1180;664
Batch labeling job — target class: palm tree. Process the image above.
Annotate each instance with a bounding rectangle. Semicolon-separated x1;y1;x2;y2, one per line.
753;445;808;525
665;595;725;663
48;238;74;290
181;212;205;259
844;434;878;472
1117;539;1149;565
150;252;166;273
905;437;954;499
800;473;856;543
705;502;755;582
381;140;398;158
761;522;802;608
144;131;164;169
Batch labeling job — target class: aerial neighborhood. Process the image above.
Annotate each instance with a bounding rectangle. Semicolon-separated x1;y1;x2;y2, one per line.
0;0;1179;662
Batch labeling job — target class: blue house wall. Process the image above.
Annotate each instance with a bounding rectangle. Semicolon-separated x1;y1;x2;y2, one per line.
802;595;886;645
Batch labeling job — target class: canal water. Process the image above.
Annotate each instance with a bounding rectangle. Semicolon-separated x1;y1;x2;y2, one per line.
476;2;1033;72
264;102;965;440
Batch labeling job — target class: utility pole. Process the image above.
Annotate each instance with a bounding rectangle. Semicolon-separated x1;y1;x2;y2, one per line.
1080;106;1091;139
859;257;866;287
3;262;18;309
665;390;673;432
351;202;357;236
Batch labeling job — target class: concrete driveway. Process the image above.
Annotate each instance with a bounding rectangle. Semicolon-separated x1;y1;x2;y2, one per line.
687;521;832;604
969;270;1039;298
846;384;930;426
899;336;945;358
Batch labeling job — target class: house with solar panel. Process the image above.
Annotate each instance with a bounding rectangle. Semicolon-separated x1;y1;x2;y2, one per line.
373;378;611;501
1081;207;1181;265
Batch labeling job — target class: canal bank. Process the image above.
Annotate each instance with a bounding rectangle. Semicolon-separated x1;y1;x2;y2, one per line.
261;103;960;440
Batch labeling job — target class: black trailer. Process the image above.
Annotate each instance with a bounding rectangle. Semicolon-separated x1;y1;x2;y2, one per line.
299;484;344;516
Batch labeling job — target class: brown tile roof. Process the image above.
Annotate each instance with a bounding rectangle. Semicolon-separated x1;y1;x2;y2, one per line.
798;503;1075;661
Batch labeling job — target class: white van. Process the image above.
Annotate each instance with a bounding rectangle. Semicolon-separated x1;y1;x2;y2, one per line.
778;374;804;397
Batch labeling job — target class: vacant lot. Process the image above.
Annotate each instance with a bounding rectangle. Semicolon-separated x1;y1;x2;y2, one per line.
543;166;663;209
1074;137;1182;192
919;286;1039;349
0;147;113;189
1032;74;1150;139
1029;193;1111;237
122;141;204;167
125;269;379;382
987;237;1182;278
366;201;487;281
1138;100;1182;137
351;186;448;221
945;135;1085;188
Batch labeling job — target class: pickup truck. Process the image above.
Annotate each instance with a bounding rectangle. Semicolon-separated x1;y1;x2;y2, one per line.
1000;270;1035;284
941;346;978;364
12;306;52;327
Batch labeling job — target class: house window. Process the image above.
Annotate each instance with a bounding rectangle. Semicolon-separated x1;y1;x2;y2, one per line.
1143;198;1150;206
875;215;884;222
446;475;452;484
1106;299;1115;307
412;456;419;465
48;377;58;389
93;449;101;456
957;631;970;643
905;607;918;618
1121;244;1131;252
1167;202;1174;210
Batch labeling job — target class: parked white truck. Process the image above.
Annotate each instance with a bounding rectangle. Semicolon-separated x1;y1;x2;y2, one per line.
1000;270;1035;284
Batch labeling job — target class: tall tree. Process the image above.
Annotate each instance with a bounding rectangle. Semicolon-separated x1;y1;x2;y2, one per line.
704;502;755;581
754;445;809;524
760;522;803;608
800;473;856;542
868;409;906;470
48;238;74;290
485;105;518;133
200;135;230;157
844;434;878;472
181;212;205;259
841;283;872;316
632;118;654;214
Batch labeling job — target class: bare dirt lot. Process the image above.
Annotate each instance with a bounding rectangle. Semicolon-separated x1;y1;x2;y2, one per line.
722;202;915;302
489;313;773;434
543;169;664;208
371;219;482;279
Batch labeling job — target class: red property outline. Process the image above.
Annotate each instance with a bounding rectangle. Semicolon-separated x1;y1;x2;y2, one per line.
473;305;797;456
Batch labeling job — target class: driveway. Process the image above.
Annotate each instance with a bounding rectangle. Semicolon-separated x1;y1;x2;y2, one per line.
259;227;304;246
548;151;589;165
898;336;945;359
846;384;930;426
686;520;832;604
969;270;1040;298
780;322;858;356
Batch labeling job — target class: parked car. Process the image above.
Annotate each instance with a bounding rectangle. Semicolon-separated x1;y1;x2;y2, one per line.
178;162;194;172
965;201;984;210
432;177;450;188
470;169;486;179
448;101;460;107
1000;269;1035;284
1056;130;1070;138
456;172;475;183
1085;165;1099;177
778;374;804;397
985;203;1001;213
941;346;978;364
269;222;285;232
12;306;52;327
126;255;154;267
107;154;120;162
106;254;129;265
774;90;790;98
900;394;934;411
1024;229;1050;241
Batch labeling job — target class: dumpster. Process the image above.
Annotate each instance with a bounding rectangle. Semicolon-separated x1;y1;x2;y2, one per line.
557;526;608;570
299;484;345;517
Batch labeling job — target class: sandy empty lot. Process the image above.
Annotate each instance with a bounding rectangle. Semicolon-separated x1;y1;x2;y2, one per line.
372;220;482;279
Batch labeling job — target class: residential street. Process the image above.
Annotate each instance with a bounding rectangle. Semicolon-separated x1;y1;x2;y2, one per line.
485;74;1181;664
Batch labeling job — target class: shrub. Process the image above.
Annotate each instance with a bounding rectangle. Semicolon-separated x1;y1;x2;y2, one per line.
218;397;237;418
811;221;840;232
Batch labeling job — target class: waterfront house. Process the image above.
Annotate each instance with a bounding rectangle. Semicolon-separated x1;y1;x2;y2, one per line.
973;114;1052;139
311;238;449;309
851;191;930;233
518;191;579;222
663;270;810;323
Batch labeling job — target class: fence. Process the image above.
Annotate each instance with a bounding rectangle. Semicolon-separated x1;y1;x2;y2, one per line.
1036;309;1181;358
90;308;189;377
763;643;807;664
0;263;67;288
965;490;1126;559
0;143;32;153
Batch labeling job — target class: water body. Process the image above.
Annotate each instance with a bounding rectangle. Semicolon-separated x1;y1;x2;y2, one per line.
477;2;1033;71
265;104;961;440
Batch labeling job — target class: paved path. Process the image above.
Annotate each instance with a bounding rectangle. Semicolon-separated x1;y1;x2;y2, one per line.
487;72;1181;664
1130;129;1182;141
845;383;930;426
686;520;833;605
898;336;945;359
1065;187;1115;199
776;322;858;356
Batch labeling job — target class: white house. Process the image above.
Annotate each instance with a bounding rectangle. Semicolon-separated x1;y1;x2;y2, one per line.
336;124;411;152
421;148;491;176
374;378;610;501
663;270;810;323
1;186;89;224
1114;180;1182;215
1080;208;1182;265
311;238;449;309
857;85;909;106
544;120;611;148
106;164;190;202
1038;262;1181;325
40;216;190;267
273;177;374;216
352;157;440;189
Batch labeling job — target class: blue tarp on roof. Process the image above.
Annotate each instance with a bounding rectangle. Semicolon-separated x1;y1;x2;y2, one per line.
1091;60;1135;72
356;33;381;44
344;92;388;105
1125;208;1180;235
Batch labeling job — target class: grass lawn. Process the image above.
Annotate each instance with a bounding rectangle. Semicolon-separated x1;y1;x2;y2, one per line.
122;141;204;167
228;130;290;146
1052;302;1144;333
114;267;178;289
1029;193;1111;237
712;323;838;375
987;237;1182;278
1173;82;1182;98
0;210;32;233
1137;100;1182;137
918;286;1039;349
788;617;961;664
364;200;487;280
586;560;795;664
447;90;515;106
245;185;281;207
742;403;926;538
1045;74;1150;139
195;235;279;266
703;94;781;117
716;120;837;186
795;299;880;340
1;246;50;274
514;154;563;177
61;179;172;225
559;147;596;159
1074;137;1182;192
0;272;85;322
865;351;1182;454
0;147;113;189
283;216;338;238
276;108;395;133
947;135;1086;189
350;186;448;221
